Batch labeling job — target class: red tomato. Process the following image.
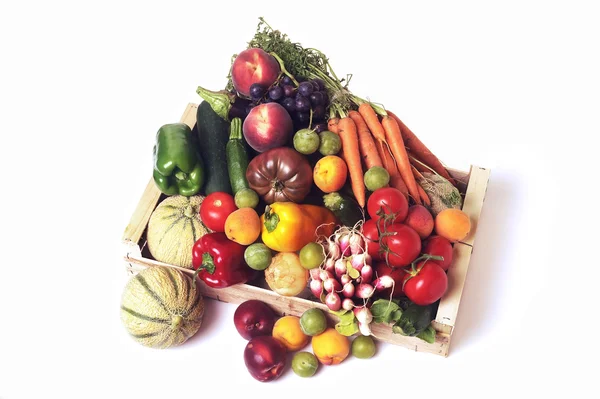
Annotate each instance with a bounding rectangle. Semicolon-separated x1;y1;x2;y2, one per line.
362;219;383;261
199;192;237;232
403;261;448;305
422;235;454;271
366;187;408;224
373;261;408;297
379;223;421;267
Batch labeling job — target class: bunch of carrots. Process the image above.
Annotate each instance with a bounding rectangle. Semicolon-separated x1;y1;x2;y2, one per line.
327;103;455;208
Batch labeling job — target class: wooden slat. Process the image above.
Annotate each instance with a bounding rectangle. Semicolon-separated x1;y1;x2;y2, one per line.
121;103;198;244
460;166;491;246
433;166;491;337
124;252;450;356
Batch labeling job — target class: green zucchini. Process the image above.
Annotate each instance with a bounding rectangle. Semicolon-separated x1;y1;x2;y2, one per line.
392;302;435;337
323;192;364;227
226;117;250;195
196;101;232;195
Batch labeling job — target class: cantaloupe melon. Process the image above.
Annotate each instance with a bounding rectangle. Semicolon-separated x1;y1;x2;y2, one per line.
121;266;205;349
146;195;209;268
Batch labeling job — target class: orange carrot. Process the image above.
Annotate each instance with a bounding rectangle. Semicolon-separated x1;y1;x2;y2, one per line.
412;165;431;206
381;115;421;204
358;103;386;141
337;117;366;207
376;140;409;199
327;117;340;134
387;110;455;186
417;184;431;207
408;151;434;174
348;110;382;169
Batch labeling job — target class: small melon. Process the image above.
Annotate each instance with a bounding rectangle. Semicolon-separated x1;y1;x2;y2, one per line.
147;195;208;268
121;266;205;349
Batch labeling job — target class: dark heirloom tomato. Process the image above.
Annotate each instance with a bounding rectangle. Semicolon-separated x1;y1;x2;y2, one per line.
246;147;313;204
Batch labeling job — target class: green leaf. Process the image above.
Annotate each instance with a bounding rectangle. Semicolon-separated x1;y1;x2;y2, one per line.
392;324;406;335
346;262;360;279
390;309;403;323
336;321;359;336
370;299;400;324
416;325;436;344
330;309;359;336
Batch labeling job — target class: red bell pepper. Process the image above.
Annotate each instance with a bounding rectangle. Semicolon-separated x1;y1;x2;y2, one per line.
192;232;254;288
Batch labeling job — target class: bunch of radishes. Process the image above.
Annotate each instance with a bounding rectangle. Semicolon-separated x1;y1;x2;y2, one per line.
309;225;395;335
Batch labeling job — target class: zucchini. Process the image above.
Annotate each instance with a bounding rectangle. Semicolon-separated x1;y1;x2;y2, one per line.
226;117;250;195
392;302;435;337
196;101;232;195
323;192;364;227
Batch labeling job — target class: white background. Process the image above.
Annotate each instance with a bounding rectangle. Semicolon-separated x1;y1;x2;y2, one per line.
1;1;599;398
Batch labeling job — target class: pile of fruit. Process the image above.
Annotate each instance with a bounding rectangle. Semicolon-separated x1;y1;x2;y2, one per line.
234;300;376;381
121;18;473;380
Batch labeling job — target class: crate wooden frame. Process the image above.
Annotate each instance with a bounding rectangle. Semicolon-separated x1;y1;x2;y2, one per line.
121;103;491;357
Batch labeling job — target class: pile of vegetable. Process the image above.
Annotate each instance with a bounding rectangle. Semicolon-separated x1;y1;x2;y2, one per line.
123;18;474;378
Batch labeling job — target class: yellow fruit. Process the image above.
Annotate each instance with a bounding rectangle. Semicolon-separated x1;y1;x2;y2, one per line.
434;208;471;242
272;315;310;351
311;327;350;365
224;207;261;245
313;155;348;193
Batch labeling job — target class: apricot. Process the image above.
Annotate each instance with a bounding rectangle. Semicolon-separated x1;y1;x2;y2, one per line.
313;155;348;193
434;208;471;242
311;328;350;365
272;315;310;352
224;208;261;245
404;205;435;239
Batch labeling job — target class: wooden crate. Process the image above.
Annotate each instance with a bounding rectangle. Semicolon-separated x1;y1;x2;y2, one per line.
121;103;491;357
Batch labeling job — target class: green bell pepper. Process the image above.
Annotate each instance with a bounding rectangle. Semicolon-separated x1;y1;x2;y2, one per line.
153;123;204;196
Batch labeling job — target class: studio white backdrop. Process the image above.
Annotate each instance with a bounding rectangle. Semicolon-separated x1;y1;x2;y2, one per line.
1;1;599;398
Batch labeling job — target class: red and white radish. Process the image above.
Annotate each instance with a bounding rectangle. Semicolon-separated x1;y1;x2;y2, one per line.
356;283;375;299
323;278;341;293
309;268;321;281
342;298;355;311
342;282;355;298
334;259;347;278
320;269;334;282
338;233;350;256
325;292;342;311
340;274;352;285
354;306;373;336
349;233;364;255
373;275;395;291
324;258;335;273
326;240;341;260
360;265;373;284
309;279;323;298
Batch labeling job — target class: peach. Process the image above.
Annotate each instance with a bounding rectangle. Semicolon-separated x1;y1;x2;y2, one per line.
435;208;471;242
311;328;350;365
313;155;348;193
272;315;310;352
243;103;293;153
404;205;434;239
231;48;280;97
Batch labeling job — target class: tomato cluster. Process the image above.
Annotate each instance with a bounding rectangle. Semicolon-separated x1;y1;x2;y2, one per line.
362;187;454;306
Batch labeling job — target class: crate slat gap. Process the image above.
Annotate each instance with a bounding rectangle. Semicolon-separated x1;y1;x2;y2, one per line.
121;103;491;357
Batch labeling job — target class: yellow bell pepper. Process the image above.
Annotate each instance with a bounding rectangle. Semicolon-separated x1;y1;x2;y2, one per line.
261;202;338;252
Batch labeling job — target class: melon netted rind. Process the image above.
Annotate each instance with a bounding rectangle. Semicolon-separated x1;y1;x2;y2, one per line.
418;172;463;217
146;195;208;269
121;266;205;349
